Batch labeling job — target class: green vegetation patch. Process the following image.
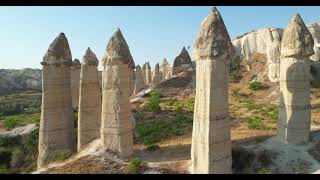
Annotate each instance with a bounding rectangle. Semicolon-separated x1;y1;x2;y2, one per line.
0;94;41;116
246;117;266;130
249;81;264;91
147;90;161;113
1;113;40;130
135;106;193;146
0;129;39;174
124;157;143;174
163;97;194;113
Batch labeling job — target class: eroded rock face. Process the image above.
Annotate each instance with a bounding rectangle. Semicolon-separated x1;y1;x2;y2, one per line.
128;60;136;96
38;33;75;168
71;59;81;110
232;23;320;82
307;23;320;62
152;63;161;86
191;7;232;174
232;28;283;61
160;58;172;80
277;14;314;145
133;65;145;95
172;47;193;75
77;48;101;152
142;62;152;85
101;29;133;158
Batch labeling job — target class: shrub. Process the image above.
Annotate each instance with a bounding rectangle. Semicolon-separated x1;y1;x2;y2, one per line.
125;158;143;174
3;117;18;130
246;117;266;130
0;147;12;167
243;100;256;111
147;91;161;113
10;147;25;168
249;81;263;91
0;136;22;147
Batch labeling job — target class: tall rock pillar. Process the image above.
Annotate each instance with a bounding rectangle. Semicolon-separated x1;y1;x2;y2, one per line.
71;59;81;110
152;63;161;86
277;14;314;144
77;48;102;152
134;65;145;95
145;62;152;85
128;60;136;96
190;7;233;174
101;28;133;157
38;33;75;168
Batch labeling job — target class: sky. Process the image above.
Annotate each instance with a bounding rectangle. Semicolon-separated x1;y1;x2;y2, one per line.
0;6;319;70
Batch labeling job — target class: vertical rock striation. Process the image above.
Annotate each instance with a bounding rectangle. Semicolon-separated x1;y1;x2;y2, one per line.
190;7;233;174
100;28;133;157
133;65;145;95
277;14;314;145
77;48;102;152
38;33;75;168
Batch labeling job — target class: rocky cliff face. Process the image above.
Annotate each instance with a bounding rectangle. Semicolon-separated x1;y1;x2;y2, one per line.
0;68;103;95
232;23;320;83
0;68;42;95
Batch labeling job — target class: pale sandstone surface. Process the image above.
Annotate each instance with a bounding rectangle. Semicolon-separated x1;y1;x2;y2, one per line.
152;63;161;86
100;28;133;158
172;47;193;75
128;60;136;96
145;62;152;85
277;14;314;145
38;33;75;168
191;7;233;174
77;48;102;152
133;65;145;95
160;58;172;80
71;59;81;109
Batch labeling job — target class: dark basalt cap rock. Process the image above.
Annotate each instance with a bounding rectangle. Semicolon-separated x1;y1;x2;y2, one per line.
193;7;233;60
42;33;72;65
281;13;314;58
173;46;192;67
102;28;133;65
82;47;99;66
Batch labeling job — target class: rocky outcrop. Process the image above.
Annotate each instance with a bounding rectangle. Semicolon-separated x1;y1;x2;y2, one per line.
71;59;81;110
101;28;133;158
77;48;101;152
232;23;320;83
38;33;75;168
0;68;41;95
133;65;145;95
128;59;136;96
308;23;320;62
191;7;233;174
152;63;161;86
159;58;172;80
142;62;152;85
172;47;192;75
277;14;314;145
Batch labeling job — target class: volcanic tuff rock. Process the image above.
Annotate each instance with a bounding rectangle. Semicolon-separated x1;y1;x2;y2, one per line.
191;7;232;174
172;47;193;75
